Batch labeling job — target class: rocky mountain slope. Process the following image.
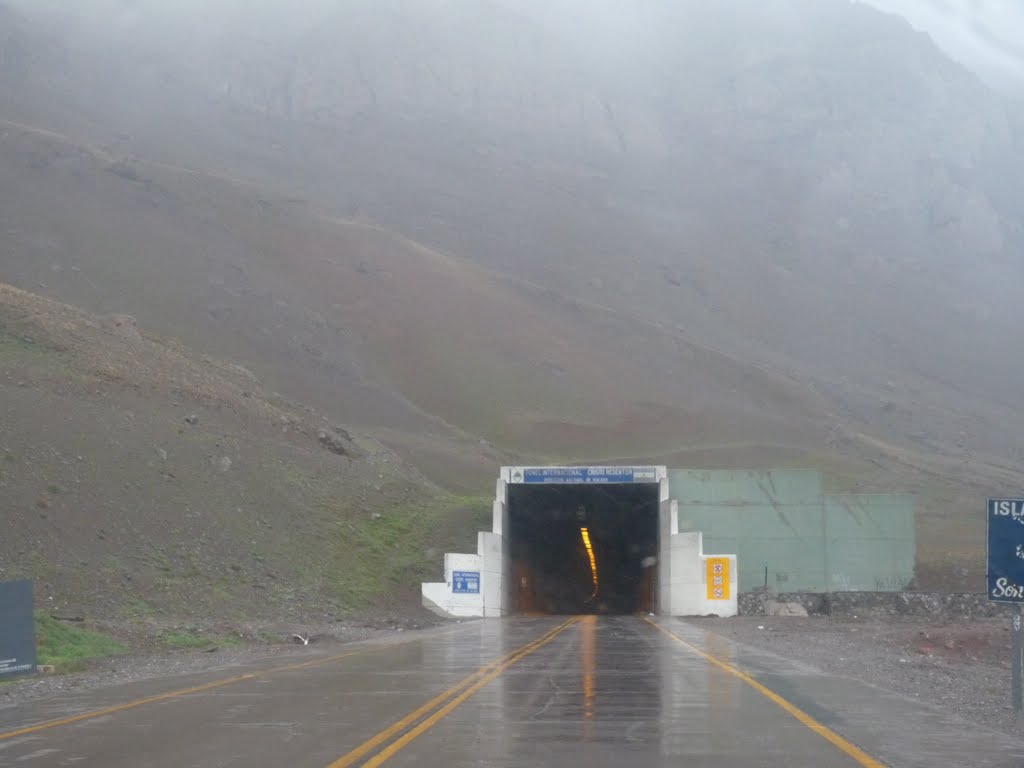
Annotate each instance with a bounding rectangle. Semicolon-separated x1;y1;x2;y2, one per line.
0;281;493;619
2;0;1023;598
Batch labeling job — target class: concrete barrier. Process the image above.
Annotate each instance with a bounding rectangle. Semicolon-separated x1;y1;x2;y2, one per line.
422;531;510;619
664;531;739;618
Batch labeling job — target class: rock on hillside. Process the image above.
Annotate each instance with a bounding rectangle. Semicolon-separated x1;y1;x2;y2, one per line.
0;283;484;621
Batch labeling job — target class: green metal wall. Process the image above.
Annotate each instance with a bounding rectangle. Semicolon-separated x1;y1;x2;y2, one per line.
670;470;915;593
825;494;915;591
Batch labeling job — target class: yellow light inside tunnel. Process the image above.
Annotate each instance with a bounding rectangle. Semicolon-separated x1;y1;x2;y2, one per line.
580;527;598;598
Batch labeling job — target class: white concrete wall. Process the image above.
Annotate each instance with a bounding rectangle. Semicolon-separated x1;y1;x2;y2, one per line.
422;552;485;618
422;479;511;618
657;479;674;615
422;537;509;618
479;531;509;617
492;477;508;535
666;532;738;618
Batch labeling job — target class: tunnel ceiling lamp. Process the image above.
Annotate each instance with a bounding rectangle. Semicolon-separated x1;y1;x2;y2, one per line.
580;527;598;599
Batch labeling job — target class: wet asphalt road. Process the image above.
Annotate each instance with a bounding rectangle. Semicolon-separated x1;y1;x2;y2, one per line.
2;616;1023;767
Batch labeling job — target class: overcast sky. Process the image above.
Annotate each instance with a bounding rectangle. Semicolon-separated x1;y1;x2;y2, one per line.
863;0;1024;87
8;0;1024;90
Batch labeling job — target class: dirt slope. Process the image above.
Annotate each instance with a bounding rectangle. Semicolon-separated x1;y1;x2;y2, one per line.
0;119;1014;592
0;120;830;455
2;0;1023;596
0;282;494;620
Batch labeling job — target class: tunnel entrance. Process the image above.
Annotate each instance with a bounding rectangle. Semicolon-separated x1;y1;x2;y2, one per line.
422;464;740;619
508;482;659;615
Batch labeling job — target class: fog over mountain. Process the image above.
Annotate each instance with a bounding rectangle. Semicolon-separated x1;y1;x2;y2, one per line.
864;0;1024;89
2;0;1023;587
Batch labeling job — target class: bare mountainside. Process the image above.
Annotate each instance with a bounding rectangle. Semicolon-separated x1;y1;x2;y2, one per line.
0;113;1013;591
0;122;831;461
0;281;498;619
2;0;1023;590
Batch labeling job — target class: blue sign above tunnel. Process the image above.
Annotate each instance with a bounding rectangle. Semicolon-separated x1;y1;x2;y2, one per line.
513;467;659;484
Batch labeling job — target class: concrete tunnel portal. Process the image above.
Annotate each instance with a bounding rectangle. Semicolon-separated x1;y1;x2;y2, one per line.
421;465;740;619
508;483;659;615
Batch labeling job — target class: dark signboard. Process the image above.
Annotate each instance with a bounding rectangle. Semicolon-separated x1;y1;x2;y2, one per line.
0;580;36;678
988;499;1024;603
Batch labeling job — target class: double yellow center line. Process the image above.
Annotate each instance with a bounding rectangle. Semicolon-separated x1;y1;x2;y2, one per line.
327;617;579;768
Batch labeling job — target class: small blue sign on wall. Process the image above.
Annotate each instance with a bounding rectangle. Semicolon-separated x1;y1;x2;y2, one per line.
452;571;480;594
988;499;1024;603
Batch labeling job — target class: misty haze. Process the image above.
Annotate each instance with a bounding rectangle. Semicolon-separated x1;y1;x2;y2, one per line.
2;1;1024;764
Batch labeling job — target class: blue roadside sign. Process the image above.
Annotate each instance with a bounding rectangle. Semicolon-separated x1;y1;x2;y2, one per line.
0;580;36;679
452;571;480;594
988;499;1024;603
988;499;1024;715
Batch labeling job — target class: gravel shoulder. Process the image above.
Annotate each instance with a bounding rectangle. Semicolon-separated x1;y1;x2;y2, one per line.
0;614;446;710
7;613;1018;742
701;615;1022;738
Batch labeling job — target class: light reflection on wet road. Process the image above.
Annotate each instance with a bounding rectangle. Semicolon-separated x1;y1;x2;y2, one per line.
1;616;1023;767
384;616;874;767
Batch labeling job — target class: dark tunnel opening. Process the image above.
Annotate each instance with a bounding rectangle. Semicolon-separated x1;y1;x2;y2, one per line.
508;484;659;615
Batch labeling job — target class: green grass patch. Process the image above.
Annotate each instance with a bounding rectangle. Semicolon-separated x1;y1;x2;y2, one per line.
326;493;490;611
116;594;158;621
0;320;67;372
161;632;215;649
35;614;129;672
